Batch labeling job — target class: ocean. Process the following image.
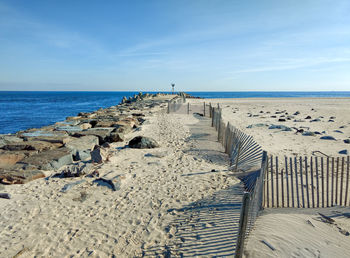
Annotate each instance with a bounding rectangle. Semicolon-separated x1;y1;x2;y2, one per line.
1;91;350;134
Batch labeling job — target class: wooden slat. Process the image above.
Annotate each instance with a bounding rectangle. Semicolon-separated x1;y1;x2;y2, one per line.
315;157;320;208
300;157;305;208
321;157;325;208
340;157;345;206
346;156;350;206
305;157;310;208
271;156;274;207
336;157;339;205
310;157;315;208
290;157;295;208
276;156;279;207
326;157;329;207
331;157;335;206
266;157;270;208
285;157;290;207
295;157;300;208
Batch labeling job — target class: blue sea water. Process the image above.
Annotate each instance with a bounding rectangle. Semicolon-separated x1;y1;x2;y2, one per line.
0;91;350;134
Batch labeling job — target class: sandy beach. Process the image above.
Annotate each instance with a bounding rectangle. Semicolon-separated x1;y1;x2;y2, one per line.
0;99;240;257
1;96;350;257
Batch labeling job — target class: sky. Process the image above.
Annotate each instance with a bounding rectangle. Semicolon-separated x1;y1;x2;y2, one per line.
0;0;349;91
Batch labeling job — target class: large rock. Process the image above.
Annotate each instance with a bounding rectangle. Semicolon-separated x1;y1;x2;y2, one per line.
106;132;125;142
72;128;114;144
59;162;94;177
17;147;73;171
0;169;45;184
0;152;26;168
128;136;159;149
320;136;336;140
0;135;23;148
65;135;98;152
1;141;60;152
65;135;99;161
90;147;107;163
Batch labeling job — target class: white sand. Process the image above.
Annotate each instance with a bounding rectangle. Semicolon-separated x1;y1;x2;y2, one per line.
0;109;239;257
188;98;350;156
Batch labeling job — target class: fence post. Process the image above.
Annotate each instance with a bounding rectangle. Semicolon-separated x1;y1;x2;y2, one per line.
235;192;251;258
235;142;242;171
209;103;212;118
187;103;190;115
203;102;206;117
260;151;268;210
167;101;170;114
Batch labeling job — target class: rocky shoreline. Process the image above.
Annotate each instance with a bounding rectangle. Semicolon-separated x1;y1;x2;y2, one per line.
0;92;178;186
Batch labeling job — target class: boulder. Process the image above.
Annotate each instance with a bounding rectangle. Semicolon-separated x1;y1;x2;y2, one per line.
344;139;350;144
113;124;133;134
65;135;99;161
107;132;125;142
0;135;23;148
278;118;286;122
268;125;292;131
320;136;336;140
17;147;73;171
305;116;312;119
55;126;82;132
129;136;159;149
90;147;107;163
65;135;98;152
0;169;45;184
59;162;94;177
339;150;348;155
72;128;114;144
334;130;344;134
293;111;300;115
0;152;26;168
302;131;315;136
1;141;60;152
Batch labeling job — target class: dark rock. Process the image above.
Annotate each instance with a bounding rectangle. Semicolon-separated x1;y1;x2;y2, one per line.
330;116;336;119
310;119;321;122
59;162;93;177
339;125;347;129
339;150;348;155
278;118;286;122
0;193;11;199
107;132;125;142
320;136;336;140
271;115;277;118
90;147;107;163
305;116;312;119
314;131;322;135
17;147;73;171
129;136;159;149
328;120;335;122
293;119;305;122
334;130;343;134
268;125;292;131
344;139;350;144
93;176;122;191
302;131;315;136
293;111;300;115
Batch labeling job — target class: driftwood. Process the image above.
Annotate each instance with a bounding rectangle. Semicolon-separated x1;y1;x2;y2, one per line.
260;240;276;251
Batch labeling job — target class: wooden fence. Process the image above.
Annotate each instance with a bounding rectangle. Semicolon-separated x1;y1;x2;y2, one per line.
264;155;350;208
211;107;263;172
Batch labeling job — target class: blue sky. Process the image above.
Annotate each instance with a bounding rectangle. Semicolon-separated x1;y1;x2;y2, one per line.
0;0;349;91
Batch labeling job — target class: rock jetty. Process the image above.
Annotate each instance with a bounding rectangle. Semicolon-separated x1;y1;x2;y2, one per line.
0;92;179;185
